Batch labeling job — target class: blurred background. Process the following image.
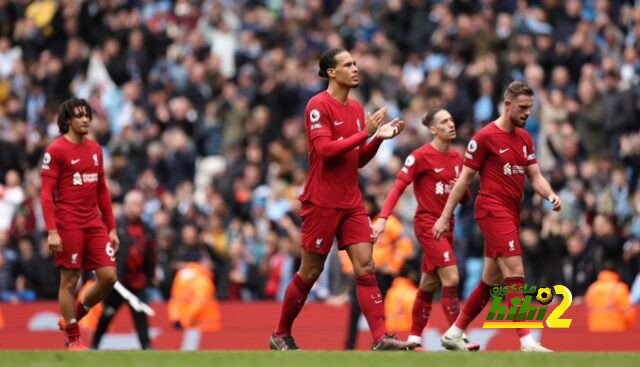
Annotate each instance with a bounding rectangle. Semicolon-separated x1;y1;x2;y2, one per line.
0;0;639;350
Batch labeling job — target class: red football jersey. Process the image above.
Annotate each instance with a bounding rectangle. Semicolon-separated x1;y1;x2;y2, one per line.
463;122;537;221
41;136;106;229
397;144;463;221
299;91;367;209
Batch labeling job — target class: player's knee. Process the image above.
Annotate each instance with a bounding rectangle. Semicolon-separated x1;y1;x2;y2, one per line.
60;272;80;292
440;273;459;287
299;265;324;283
353;258;375;276
420;279;438;292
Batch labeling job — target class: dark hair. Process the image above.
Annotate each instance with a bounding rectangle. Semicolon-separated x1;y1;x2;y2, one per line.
422;108;445;127
318;48;347;78
504;80;534;100
57;97;92;134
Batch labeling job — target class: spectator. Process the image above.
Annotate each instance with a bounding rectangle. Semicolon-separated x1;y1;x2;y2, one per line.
585;264;636;332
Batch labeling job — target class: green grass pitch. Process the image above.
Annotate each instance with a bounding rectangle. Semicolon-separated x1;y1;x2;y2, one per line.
1;351;639;367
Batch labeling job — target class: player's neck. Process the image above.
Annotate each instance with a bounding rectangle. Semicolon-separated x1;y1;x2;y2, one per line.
326;83;350;105
430;138;450;152
495;115;516;132
63;131;85;144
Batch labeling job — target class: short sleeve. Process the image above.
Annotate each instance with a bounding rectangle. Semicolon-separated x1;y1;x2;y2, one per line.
40;147;61;179
306;101;332;140
524;132;537;166
397;151;422;183
463;133;489;170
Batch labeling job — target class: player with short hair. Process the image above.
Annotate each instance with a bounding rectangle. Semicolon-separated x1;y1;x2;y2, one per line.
373;108;479;350
434;81;561;352
41;98;120;350
269;48;416;351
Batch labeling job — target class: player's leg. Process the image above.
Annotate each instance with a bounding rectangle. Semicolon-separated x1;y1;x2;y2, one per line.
80;266;117;311
407;270;439;345
496;255;550;352
270;247;327;350
55;228;88;350
438;264;480;350
78;226;117;322
58;268;85;348
341;208;416;351
442;256;501;350
270;203;335;350
91;288;125;349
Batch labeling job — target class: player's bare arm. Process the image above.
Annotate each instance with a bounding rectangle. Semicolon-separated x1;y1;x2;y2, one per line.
525;163;562;212
433;165;477;240
372;218;387;243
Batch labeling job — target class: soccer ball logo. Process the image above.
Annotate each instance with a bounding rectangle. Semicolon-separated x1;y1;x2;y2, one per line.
536;287;553;305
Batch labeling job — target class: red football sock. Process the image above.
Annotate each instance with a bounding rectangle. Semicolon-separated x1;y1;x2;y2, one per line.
455;281;491;330
503;276;531;338
441;286;461;326
65;322;81;343
409;289;433;336
275;273;313;336
356;274;386;342
75;300;88;322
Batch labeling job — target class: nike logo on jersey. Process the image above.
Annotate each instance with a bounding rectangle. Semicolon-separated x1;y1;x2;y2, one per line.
499;148;509;154
434;168;444;173
334;121;344;126
71;159;80;164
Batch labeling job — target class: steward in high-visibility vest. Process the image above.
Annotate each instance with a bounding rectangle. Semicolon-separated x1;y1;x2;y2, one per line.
585;269;636;332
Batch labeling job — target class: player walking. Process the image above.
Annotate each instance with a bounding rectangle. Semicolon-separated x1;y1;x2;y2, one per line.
41;98;119;350
373;109;479;350
433;81;560;352
269;48;416;351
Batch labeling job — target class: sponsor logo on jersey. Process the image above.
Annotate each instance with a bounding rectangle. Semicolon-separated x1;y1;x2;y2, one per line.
503;163;525;176
435;181;453;195
72;172;99;185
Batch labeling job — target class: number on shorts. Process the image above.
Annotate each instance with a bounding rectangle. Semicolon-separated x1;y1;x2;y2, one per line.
106;242;115;257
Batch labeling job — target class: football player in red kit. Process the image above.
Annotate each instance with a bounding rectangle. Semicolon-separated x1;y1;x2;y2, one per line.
434;81;561;352
41;98;119;350
373;109;479;350
269;48;416;351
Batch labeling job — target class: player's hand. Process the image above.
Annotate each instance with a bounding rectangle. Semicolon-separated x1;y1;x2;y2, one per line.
372;218;387;243
108;229;120;253
47;231;62;253
548;193;562;212
432;216;450;241
364;107;387;136
376;118;405;140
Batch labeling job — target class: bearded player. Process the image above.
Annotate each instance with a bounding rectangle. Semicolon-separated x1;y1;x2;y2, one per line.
434;81;561;352
41;98;119;350
269;48;416;351
373;109;480;350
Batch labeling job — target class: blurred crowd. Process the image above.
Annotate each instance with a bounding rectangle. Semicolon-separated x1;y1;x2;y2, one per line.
1;0;640;307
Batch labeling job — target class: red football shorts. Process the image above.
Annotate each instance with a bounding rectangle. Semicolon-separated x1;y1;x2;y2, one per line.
476;213;522;258
56;225;116;271
300;202;374;255
415;219;457;274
